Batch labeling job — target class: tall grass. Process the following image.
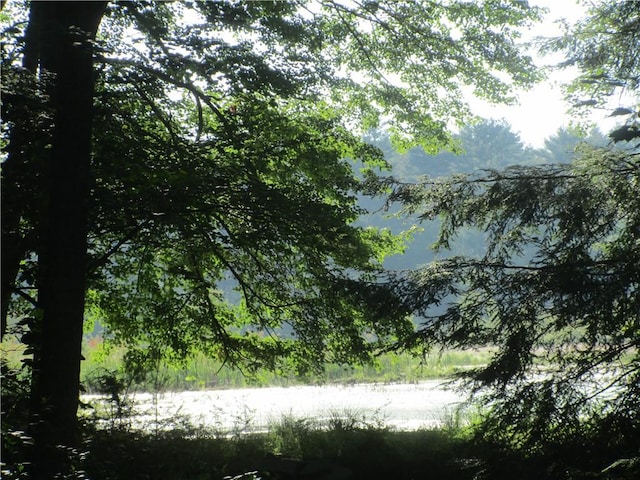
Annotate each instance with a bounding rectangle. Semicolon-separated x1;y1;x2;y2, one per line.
79;335;493;394
0;336;492;393
1;333;491;394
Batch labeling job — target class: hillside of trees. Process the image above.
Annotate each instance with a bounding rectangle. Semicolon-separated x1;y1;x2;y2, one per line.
360;122;609;270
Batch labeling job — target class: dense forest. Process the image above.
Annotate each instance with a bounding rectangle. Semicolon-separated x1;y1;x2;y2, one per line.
1;0;639;479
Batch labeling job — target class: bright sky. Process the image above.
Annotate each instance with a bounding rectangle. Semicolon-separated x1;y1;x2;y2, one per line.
467;0;581;147
471;0;620;147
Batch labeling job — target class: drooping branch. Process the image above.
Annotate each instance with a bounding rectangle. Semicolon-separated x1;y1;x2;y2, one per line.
98;56;232;132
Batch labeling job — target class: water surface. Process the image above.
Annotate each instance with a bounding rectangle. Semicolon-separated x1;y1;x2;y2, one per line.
111;381;467;433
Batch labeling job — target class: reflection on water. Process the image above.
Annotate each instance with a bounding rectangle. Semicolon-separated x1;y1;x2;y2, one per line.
87;381;467;433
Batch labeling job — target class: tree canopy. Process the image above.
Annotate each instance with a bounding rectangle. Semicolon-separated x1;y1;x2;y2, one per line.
378;0;640;459
540;0;640;142
384;143;639;444
1;2;544;474
1;1;546;369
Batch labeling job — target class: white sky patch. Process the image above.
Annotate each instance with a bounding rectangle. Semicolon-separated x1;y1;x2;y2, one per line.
467;0;637;148
466;0;588;147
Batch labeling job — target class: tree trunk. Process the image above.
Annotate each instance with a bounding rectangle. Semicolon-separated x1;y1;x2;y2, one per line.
28;2;107;478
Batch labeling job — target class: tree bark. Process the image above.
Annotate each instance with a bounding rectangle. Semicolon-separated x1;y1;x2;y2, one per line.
28;2;107;477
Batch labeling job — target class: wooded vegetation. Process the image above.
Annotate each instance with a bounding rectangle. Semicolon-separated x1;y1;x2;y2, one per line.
1;0;638;478
375;0;640;462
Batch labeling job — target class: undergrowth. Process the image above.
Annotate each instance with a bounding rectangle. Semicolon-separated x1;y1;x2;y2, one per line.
76;410;639;480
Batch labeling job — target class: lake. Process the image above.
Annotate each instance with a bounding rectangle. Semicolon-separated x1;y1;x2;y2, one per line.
91;381;468;433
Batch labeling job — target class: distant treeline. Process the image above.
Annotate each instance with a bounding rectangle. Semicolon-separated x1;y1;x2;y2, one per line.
359;121;607;271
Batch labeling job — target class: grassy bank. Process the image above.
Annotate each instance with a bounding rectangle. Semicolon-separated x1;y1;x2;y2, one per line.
82;422;480;480
79;334;493;394
3;336;638;480
1;334;493;394
56;413;640;480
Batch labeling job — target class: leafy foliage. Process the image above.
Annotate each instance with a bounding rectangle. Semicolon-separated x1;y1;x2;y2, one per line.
540;0;640;141
89;92;414;375
2;0;543;378
384;126;640;450
370;0;640;451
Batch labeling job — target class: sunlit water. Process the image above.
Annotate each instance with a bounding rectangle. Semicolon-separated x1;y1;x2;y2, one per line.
86;381;469;433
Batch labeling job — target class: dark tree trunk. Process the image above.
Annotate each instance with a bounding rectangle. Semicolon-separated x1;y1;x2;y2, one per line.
28;2;107;478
